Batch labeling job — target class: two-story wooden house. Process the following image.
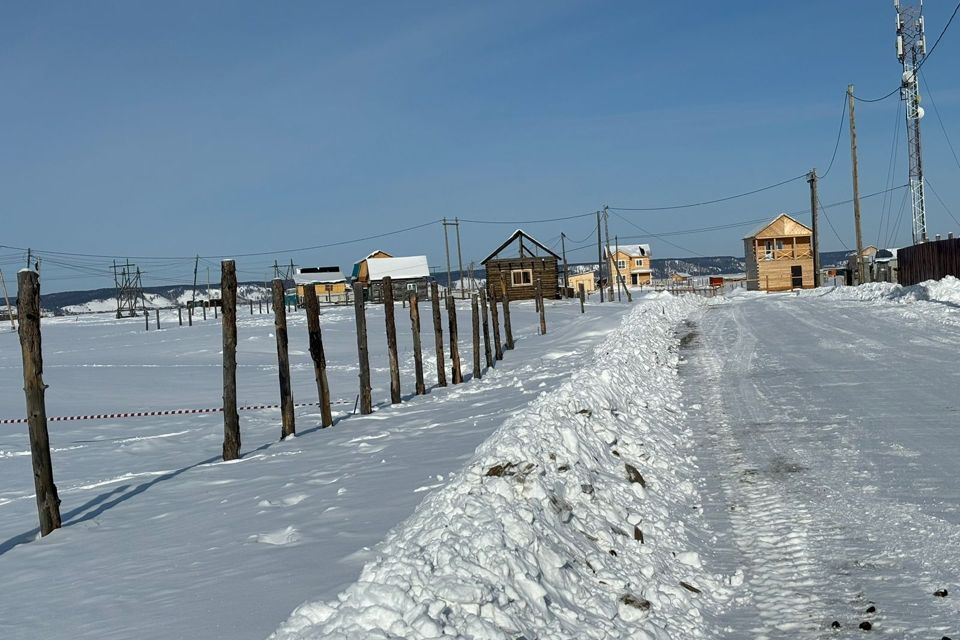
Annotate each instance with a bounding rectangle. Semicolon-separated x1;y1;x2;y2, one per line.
606;244;652;287
743;214;814;291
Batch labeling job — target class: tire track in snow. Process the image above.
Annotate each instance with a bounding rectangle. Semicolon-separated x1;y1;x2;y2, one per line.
685;305;834;638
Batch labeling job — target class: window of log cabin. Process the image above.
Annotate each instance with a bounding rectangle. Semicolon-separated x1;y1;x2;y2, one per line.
617;260;626;270
764;239;784;259
635;259;643;267
324;284;333;292
511;269;533;286
406;283;417;291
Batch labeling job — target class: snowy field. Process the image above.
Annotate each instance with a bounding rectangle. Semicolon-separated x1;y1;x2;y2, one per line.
2;278;958;639
0;295;634;640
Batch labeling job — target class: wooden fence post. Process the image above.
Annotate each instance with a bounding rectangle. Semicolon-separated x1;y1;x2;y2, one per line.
471;294;481;380
178;306;183;326
303;285;332;427
272;279;295;438
353;282;373;414
499;275;514;350
489;286;503;361
214;303;218;320
479;288;493;369
156;309;160;330
221;260;241;460
202;303;207;321
410;292;426;395
145;309;149;331
259;299;263;314
17;270;62;536
382;277;401;404
250;299;254;315
447;294;463;384
188;305;193;326
431;282;447;387
536;278;546;335
579;283;586;314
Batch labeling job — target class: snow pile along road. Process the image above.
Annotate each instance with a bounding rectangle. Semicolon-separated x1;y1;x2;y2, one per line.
272;295;723;640
803;275;960;305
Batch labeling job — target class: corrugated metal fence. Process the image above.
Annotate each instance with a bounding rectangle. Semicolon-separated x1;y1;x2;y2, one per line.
898;237;960;286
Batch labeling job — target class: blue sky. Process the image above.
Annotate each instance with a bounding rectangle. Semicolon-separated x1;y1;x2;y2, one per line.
2;1;958;291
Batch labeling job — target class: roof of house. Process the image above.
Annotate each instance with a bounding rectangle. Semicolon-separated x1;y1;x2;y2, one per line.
481;229;561;265
605;244;651;258
744;213;812;239
294;267;346;285
366;256;431;280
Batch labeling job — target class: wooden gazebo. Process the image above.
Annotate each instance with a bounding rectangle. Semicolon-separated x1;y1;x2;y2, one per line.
481;229;560;301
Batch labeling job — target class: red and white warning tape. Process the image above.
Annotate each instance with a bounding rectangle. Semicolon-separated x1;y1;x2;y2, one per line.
0;399;354;425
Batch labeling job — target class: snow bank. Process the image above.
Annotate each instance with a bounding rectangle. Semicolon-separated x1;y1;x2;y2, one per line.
803;275;960;305
271;296;720;639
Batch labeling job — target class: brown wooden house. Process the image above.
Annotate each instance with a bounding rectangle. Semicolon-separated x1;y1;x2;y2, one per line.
743;213;814;291
482;229;560;301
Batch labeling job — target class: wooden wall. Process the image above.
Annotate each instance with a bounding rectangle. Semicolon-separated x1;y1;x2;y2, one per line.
898;237;960;286
485;257;559;301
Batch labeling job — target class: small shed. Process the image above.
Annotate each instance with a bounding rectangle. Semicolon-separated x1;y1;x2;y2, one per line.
743;213;814;291
481;229;560;301
294;266;348;304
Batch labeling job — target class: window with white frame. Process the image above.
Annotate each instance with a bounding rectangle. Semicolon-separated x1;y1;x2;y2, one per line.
634;258;643;267
511;269;533;286
406;283;418;291
616;260;626;270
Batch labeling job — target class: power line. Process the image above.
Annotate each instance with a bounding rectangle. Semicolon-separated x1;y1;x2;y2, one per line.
816;193;851;251
458;210;598;225
607;174;806;212
819;95;849;179
0;218;442;261
924;176;960;227
856;0;960;103
610;211;707;258
920;70;960;172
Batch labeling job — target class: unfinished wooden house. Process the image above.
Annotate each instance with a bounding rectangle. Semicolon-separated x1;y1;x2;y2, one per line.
482;229;560;301
743;213;814;291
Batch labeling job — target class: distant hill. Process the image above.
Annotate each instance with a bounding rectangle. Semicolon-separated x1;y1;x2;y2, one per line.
40;282;272;315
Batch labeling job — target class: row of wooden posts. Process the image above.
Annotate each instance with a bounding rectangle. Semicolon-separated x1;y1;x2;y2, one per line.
142;296;288;331
14;264;557;537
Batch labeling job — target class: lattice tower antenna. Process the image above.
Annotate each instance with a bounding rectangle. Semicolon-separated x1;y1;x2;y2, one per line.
112;259;144;318
896;0;929;244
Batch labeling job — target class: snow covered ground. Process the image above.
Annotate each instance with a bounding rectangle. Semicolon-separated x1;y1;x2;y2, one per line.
683;284;960;638
0;295;636;640
3;279;958;639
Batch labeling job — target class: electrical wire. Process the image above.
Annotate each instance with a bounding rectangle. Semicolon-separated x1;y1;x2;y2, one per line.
920;70;960;172
458;210;598;225
610;211;707;258
816;194;851;251
877;102;903;247
607;174;807;212
924;176;960;227
819;95;849;180
856;0;960;103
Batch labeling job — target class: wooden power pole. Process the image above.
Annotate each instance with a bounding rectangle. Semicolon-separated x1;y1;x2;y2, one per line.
848;84;866;284
596;211;604;302
808;169;821;287
221;260;241;460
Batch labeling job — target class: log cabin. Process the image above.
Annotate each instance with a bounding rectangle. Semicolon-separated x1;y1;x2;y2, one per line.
482;229;560;301
743;214;814;291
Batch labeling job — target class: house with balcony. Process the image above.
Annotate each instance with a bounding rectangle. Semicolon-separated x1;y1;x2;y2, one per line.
743;214;814;291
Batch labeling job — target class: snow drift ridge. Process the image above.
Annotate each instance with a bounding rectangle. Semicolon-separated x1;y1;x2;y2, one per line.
271;295;723;640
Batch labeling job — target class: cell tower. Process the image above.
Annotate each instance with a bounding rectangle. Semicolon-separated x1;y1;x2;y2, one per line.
895;0;928;244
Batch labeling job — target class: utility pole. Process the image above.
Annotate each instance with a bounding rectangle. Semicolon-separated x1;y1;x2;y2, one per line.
454;217;465;299
596;211;604;302
895;0;928;244
808;169;821;287
603;206;614;300
614;235;622;302
26;248;32;270
560;232;569;297
442;218;453;295
848;84;866;284
206;266;211;302
0;269;15;330
192;255;199;308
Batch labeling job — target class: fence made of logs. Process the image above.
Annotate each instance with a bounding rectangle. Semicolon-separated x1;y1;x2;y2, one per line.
12;259;685;539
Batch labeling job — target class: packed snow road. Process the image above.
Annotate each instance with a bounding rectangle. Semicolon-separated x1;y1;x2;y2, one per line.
682;292;960;638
